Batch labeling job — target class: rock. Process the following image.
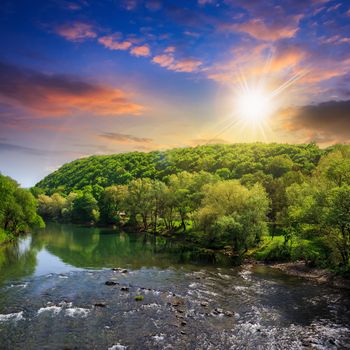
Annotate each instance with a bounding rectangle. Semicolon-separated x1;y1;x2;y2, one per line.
121;286;129;292
171;297;184;307
112;268;128;273
328;338;336;345
200;302;208;307
180;321;187;326
105;281;118;286
225;311;234;317
180;331;186;335
94;302;107;307
213;308;224;315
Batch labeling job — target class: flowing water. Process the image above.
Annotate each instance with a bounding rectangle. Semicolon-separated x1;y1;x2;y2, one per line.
0;223;349;349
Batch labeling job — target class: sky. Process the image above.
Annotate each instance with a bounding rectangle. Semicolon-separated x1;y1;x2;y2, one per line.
0;0;349;187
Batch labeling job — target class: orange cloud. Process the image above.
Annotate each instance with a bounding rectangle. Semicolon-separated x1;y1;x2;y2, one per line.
152;54;202;73
55;22;97;42
130;45;151;57
152;54;175;67
223;16;301;41
98;34;132;50
164;46;176;53
99;132;153;144
0;62;144;117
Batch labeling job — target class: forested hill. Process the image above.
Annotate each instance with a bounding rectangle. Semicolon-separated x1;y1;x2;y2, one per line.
36;143;325;194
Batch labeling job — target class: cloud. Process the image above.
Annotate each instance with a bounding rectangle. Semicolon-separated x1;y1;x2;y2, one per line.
145;0;162;11
54;21;97;42
0;62;144;117
130;45;151;57
198;0;215;5
152;54;202;73
152;54;175;68
0;142;86;157
120;0;140;11
99;132;153;144
59;0;89;11
225;17;301;41
164;46;176;53
277;100;350;144
98;34;132;51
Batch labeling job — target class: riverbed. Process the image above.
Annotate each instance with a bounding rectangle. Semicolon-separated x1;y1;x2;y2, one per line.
0;224;349;349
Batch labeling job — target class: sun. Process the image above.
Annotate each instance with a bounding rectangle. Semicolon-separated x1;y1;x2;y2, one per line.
236;88;272;125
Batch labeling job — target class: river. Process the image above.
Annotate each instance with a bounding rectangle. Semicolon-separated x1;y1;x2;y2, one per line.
0;223;349;349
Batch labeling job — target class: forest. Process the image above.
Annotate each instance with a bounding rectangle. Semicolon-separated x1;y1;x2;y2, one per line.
0;174;44;244
2;143;350;273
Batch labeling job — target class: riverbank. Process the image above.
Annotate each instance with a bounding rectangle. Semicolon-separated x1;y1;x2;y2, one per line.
0;229;15;246
267;261;350;290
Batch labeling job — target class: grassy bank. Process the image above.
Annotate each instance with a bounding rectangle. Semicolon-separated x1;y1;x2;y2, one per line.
0;229;15;245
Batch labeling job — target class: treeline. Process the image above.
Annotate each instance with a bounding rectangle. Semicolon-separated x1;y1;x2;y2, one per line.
0;174;44;243
33;143;350;271
35;143;324;194
36;173;269;258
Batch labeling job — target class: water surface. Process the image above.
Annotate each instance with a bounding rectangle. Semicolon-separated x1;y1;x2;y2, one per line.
0;224;349;349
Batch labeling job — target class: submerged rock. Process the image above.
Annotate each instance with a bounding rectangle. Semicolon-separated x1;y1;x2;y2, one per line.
105;281;118;286
94;302;107;307
112;268;128;273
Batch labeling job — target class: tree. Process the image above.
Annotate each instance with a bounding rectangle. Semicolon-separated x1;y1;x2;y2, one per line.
267;155;294;178
325;186;350;267
126;179;154;230
0;174;44;236
99;185;127;224
71;191;100;224
196;181;269;255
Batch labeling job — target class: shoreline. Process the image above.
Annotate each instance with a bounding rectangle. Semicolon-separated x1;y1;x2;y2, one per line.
264;261;350;290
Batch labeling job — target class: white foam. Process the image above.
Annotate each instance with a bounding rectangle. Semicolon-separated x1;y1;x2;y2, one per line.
65;307;90;318
108;343;128;350
153;334;165;342
141;303;160;310
38;306;62;315
0;311;24;322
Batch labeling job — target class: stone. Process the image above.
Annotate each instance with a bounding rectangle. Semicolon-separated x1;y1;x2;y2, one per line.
94;302;107;307
121;286;129;292
105;281;118;286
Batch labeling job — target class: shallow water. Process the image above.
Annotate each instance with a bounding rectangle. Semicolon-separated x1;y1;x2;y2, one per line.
0;224;349;349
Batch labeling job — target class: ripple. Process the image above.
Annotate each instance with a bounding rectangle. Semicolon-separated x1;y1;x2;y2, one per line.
0;311;24;322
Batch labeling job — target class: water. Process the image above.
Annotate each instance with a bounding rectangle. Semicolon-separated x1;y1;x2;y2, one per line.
0;224;349;349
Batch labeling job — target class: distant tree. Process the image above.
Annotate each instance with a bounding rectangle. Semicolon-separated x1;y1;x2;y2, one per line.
267;155;294;178
71;191;100;224
99;185;127;224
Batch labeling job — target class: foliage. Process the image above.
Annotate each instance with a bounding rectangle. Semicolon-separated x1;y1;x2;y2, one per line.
35;143;323;194
0;173;44;240
31;143;350;270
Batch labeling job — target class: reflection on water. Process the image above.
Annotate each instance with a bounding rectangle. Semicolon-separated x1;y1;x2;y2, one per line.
0;224;349;349
0;223;231;284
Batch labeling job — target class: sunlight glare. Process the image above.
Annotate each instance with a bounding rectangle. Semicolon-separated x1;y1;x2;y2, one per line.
236;89;271;125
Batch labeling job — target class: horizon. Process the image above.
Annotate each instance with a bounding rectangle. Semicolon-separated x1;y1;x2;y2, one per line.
1;0;350;187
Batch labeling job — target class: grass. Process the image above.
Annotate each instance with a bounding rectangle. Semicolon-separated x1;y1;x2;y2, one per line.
0;228;13;245
251;235;330;266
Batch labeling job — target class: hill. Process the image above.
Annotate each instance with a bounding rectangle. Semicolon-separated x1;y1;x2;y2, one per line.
36;143;324;193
